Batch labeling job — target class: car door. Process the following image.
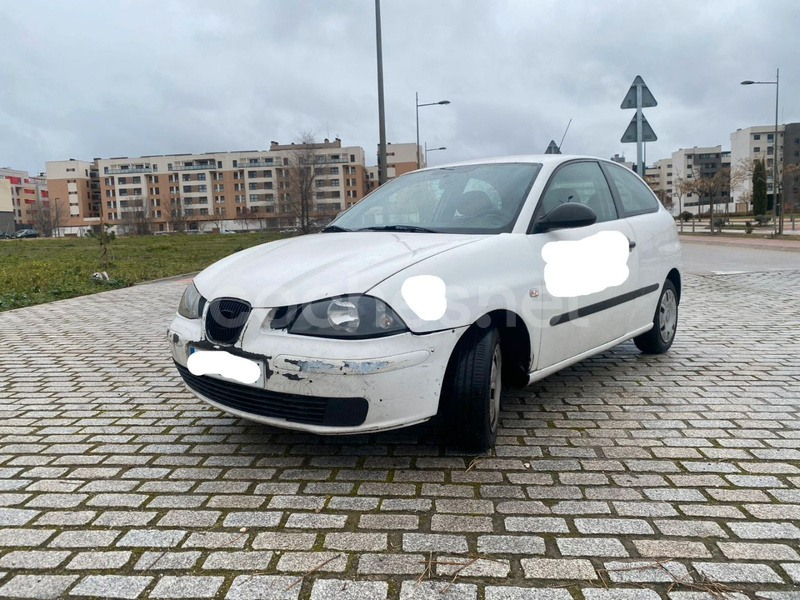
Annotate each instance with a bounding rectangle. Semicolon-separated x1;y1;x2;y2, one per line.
526;160;641;371
600;162;668;332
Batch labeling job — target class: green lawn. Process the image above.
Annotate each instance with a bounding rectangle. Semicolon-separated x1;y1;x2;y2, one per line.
0;232;284;311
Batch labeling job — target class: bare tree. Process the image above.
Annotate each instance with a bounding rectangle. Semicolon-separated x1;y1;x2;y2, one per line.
119;196;152;235
645;179;673;212
168;197;190;233
284;131;321;234
33;196;66;238
677;166;731;234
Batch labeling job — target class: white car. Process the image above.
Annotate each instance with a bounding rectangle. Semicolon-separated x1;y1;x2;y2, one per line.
168;155;681;451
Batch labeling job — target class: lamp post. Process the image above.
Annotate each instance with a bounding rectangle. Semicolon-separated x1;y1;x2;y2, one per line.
741;69;781;235
375;0;387;185
424;144;446;167
416;93;450;169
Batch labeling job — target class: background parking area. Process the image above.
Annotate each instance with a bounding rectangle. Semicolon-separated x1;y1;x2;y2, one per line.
0;260;799;599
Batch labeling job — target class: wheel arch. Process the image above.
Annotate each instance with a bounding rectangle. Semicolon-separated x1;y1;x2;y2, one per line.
666;268;681;303
474;309;531;388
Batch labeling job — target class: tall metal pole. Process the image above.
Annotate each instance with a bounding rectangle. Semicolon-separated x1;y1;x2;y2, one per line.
375;0;387;185
635;83;643;176
415;92;420;169
774;68;780;235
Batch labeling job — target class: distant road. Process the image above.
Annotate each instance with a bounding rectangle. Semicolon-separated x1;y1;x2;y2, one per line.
679;234;800;274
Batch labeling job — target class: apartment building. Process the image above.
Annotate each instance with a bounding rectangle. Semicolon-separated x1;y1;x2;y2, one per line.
0;178;13;235
46;139;370;235
730;125;787;212
366;143;423;193
0;167;50;231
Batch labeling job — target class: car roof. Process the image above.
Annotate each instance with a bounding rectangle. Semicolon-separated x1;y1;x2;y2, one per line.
425;154;609;170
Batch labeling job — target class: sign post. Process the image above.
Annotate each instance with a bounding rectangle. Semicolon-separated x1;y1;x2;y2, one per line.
620;76;657;175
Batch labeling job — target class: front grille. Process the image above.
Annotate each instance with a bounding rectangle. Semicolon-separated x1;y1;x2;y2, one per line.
205;298;251;345
175;362;369;427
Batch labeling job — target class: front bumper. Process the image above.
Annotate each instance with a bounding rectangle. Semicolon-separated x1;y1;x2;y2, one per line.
168;311;466;434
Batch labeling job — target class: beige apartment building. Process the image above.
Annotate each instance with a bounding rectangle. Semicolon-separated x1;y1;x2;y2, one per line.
366;142;429;194
46;139;376;235
0;167;50;232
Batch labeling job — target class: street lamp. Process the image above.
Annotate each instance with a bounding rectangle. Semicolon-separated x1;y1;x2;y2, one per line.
424;143;446;167
741;68;781;235
416;93;450;169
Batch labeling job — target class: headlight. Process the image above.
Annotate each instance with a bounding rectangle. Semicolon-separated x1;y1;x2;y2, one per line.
288;295;408;338
177;283;206;319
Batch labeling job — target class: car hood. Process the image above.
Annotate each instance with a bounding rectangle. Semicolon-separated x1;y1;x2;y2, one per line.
193;232;483;307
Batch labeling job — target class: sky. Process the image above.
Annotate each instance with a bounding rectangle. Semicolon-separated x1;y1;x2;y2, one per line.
1;0;798;175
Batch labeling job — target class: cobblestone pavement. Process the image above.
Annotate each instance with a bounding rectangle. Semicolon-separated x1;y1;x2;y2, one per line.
0;269;799;600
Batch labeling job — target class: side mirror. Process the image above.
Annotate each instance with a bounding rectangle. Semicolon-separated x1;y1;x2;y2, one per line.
534;202;597;233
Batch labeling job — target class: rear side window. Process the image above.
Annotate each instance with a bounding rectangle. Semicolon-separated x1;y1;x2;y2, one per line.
604;163;659;216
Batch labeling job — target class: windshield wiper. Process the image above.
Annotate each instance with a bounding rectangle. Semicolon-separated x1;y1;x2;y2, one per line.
320;224;351;232
358;225;439;233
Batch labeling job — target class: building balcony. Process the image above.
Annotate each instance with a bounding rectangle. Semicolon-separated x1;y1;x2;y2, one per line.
171;163;217;171
106;167;152;174
237;160;278;168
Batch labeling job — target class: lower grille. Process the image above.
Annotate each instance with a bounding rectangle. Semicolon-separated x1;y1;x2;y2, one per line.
175;362;368;427
205;298;251;345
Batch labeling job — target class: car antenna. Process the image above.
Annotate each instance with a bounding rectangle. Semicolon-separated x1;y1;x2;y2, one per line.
557;119;572;153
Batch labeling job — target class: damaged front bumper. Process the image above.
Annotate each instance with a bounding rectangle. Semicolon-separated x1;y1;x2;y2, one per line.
168;312;466;434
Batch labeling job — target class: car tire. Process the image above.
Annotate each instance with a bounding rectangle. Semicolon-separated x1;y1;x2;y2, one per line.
441;326;502;452
634;279;678;354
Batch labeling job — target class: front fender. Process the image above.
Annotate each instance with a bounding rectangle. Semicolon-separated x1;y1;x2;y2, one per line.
368;234;540;334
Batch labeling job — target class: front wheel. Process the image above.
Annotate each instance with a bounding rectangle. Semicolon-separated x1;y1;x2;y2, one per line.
441;326;502;452
634;279;678;354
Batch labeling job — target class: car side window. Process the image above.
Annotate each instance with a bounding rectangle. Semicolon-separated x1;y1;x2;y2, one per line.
604;163;659;215
538;161;617;223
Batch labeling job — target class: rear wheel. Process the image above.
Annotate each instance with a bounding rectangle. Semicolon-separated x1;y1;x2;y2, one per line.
634;279;678;354
441;326;502;452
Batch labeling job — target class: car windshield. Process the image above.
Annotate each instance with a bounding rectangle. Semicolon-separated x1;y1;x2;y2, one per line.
328;163;541;234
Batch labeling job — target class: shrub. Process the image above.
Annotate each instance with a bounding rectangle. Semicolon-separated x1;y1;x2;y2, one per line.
680;211;693;222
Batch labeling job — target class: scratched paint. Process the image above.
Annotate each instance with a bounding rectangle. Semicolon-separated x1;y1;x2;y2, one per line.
187;350;260;384
401;275;447;321
542;230;629;298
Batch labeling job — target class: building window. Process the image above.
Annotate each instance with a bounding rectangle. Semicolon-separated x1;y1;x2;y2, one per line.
250;194;258;201
754;134;761;140
197;173;206;181
248;171;257;178
249;183;258;190
767;134;774;141
754;147;761;153
263;170;272;178
200;208;209;215
183;185;191;193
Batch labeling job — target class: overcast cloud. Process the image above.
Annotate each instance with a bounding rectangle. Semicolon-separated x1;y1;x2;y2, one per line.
1;0;798;174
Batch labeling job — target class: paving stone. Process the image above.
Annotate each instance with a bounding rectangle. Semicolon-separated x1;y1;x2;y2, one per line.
478;534;545;554
66;551;133;570
436;556;511;578
0;507;39;525
603;560;692;583
184;532;249;548
485;589;573;600
431;514;493;532
0;575;78;599
222;511;282;528
202;551;274;570
575;518;653;535
520;558;597;580
781;563;800;584
324;532;387;551
358;553;426;575
150;575;224;598
252;532;317;550
633;540;711;558
0;550;71;569
727;521;800;539
582;591;661;600
284;513;347;529
557;537;628;557
693;561;784;583
93;511;157;527
276;552;347;572
403;533;469;554
504;517;569;533
359;514;419;530
718;542;800;561
654;520;727;538
50;530;119;548
0;529;55;546
69;575;152;599
225;575;299;600
399;580;477;600
133;551;201;570
117;529;186;548
310;580;388;600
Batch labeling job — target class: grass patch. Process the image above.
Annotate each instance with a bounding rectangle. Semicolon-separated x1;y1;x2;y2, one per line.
0;232;284;311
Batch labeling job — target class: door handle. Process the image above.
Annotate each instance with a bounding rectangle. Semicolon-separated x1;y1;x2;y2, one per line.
628;239;637;251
